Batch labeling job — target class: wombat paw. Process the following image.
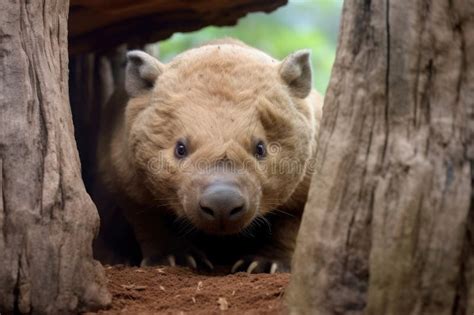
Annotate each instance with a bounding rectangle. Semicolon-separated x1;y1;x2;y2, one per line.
141;250;214;272
230;256;290;274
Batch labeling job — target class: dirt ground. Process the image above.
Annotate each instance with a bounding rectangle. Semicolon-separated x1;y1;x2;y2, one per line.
88;265;290;314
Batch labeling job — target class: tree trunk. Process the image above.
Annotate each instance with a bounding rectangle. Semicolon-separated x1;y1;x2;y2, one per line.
287;0;474;314
0;1;111;313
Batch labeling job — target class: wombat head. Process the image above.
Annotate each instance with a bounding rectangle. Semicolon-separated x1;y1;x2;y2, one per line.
124;41;315;235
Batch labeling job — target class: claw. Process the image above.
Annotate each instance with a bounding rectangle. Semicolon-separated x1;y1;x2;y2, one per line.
167;255;176;267
140;258;149;267
231;259;245;273
270;262;278;274
247;261;259;274
186;255;197;269
203;257;214;271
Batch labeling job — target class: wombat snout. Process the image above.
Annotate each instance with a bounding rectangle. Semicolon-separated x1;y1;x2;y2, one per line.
199;183;247;222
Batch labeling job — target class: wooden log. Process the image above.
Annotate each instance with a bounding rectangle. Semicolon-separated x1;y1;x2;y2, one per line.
287;0;474;314
68;0;287;55
0;1;111;313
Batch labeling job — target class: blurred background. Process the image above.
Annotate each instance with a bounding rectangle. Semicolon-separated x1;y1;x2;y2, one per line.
151;0;343;93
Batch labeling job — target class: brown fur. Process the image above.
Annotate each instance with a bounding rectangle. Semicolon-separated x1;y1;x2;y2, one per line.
96;39;324;272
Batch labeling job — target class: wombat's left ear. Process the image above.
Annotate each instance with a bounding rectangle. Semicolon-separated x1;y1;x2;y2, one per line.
279;50;312;98
125;50;164;97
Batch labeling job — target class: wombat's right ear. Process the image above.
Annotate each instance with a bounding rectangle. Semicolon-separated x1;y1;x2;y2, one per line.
125;50;163;97
279;50;312;99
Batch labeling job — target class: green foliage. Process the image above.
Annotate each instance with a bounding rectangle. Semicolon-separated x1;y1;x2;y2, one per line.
155;0;343;93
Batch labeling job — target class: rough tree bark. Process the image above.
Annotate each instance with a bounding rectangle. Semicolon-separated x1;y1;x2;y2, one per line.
287;0;473;314
68;0;287;55
0;1;111;313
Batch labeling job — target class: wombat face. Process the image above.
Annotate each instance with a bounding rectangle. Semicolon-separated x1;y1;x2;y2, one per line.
125;44;314;235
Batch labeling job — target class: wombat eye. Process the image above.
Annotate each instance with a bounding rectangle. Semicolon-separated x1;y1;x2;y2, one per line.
174;141;187;159
255;141;266;159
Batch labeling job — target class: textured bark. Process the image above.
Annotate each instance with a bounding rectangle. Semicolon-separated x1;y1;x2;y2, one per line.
68;0;287;55
0;1;111;314
287;0;474;314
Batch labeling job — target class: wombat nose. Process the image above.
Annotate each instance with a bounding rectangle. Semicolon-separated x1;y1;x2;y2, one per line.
199;184;247;221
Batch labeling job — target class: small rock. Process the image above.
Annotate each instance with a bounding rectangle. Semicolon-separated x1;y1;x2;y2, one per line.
218;297;229;311
196;281;203;291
